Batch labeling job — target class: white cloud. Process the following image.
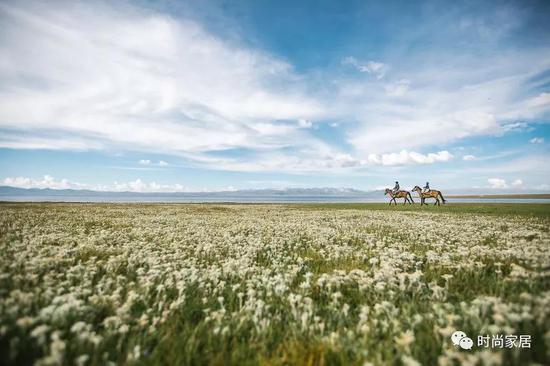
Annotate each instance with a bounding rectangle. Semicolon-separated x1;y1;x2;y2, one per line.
348;106;504;154
460;155;549;176
0;1;548;176
139;159;169;167
3;175;81;190
527;92;550;108
487;178;524;189
178;135;397;173
529;137;544;144
251;123;297;136
366;150;453;166
342;56;388;79
112;179;187;193
297;119;313;128
342;47;550;154
457;8;524;42
199;150;363;172
3;175;189;192
0;1;324;162
385;79;410;96
462;155;476;161
501;122;531;133
511;179;523;187
487;178;508;189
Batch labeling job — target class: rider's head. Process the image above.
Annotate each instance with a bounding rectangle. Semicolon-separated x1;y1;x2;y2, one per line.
395;181;398;184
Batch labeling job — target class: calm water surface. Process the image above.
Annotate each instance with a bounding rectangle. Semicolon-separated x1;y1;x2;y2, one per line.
2;195;549;204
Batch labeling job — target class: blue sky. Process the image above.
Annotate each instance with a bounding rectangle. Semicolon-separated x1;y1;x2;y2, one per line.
0;0;549;192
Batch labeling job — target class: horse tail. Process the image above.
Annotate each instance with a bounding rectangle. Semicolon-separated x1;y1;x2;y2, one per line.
439;191;446;203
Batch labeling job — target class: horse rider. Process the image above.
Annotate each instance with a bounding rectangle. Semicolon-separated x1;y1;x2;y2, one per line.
392;181;400;195
423;182;430;193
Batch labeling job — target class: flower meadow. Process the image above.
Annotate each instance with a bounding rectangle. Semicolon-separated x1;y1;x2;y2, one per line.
0;203;549;365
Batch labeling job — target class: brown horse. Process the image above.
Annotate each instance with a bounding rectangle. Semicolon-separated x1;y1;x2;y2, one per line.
384;188;414;205
412;186;447;206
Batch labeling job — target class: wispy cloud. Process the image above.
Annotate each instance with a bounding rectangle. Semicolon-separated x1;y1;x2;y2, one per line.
0;1;326;167
0;0;548;180
297;119;313;129
529;137;544;144
384;79;410;96
139;159;169;166
342;56;387;79
344;57;550;154
527;92;550;108
366;150;453;166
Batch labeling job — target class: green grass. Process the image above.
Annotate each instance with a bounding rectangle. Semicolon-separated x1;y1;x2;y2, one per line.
0;203;549;366
297;202;550;217
2;201;549;217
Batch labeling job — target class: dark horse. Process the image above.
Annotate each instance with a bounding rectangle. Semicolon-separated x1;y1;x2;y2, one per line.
384;188;414;205
412;186;447;206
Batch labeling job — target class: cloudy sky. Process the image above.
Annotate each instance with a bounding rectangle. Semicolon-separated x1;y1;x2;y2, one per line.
1;0;549;192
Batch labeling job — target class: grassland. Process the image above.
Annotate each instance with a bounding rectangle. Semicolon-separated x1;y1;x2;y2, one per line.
1;203;549;365
447;194;550;199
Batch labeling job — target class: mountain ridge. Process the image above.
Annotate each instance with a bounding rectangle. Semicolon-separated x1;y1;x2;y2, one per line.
0;186;377;196
1;186;548;198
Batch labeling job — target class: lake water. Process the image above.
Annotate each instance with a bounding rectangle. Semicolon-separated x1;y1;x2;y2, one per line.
1;195;549;204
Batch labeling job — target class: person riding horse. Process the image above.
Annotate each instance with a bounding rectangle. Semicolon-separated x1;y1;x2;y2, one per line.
412;184;447;206
423;182;430;193
385;181;414;205
392;181;400;195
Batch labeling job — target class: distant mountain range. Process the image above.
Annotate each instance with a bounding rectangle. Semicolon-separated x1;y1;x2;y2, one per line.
1;186;548;203
0;186;373;196
0;186;383;202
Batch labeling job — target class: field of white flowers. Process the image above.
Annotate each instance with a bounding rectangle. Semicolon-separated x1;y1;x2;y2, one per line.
0;203;549;365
